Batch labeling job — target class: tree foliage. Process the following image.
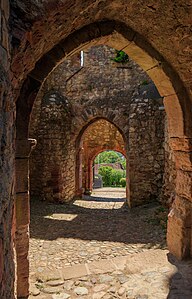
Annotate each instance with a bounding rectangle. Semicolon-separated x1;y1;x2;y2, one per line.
95;151;126;168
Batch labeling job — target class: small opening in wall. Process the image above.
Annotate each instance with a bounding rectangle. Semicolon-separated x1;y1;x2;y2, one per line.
80;50;84;67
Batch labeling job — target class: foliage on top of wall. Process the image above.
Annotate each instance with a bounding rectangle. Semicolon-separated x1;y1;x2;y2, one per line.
112;50;129;63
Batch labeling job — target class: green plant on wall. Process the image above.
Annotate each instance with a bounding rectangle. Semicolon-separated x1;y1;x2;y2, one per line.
113;50;129;63
141;80;149;86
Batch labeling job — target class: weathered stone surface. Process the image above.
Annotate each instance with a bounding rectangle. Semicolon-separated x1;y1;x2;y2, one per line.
118;286;126;296
74;286;89;295
15;158;29;193
46;280;64;287
15;224;30;298
15;193;30;226
93;284;108;292
92;291;106;299
167;196;192;259
30;284;40;296
62;264;88;280
29;46;165;206
43;286;63;294
0;1;192;298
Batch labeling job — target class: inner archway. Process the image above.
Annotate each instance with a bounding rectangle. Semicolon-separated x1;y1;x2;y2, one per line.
76;118;128;203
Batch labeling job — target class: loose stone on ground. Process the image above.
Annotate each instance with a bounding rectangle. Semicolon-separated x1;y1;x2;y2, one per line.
29;189;192;299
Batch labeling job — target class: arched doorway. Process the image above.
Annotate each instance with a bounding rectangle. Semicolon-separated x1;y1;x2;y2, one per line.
9;10;191;299
75;118;129;204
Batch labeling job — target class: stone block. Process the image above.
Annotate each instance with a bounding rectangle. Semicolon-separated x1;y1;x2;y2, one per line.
62;264;87;280
167;196;192;259
17;256;29;298
111;256;127;271
147;66;175;97
163;94;184;137
15;158;29;193
123;39;158;72
15;193;30;227
167;215;191;259
174;151;192;171
15;224;30;297
170;137;192;152
87;259;116;274
175;170;192;201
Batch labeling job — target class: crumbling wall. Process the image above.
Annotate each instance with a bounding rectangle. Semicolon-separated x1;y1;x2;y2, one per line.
30;45;165;205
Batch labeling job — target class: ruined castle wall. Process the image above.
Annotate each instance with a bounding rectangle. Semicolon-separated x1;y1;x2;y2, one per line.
30;46;165;206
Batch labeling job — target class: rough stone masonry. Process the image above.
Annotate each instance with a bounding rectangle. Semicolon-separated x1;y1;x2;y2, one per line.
29;45;166;206
0;1;191;298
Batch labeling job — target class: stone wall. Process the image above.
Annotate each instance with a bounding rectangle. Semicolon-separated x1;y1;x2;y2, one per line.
161;120;177;206
0;5;189;298
30;91;76;202
129;95;165;205
30;45;165;206
0;1;15;298
0;1;189;287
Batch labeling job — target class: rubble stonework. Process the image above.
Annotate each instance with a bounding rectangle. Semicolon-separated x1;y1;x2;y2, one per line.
0;1;191;298
0;1;15;299
30;46;165;206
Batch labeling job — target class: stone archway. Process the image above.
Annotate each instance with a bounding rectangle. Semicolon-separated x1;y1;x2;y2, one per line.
75;118;129;204
2;3;190;298
14;24;191;297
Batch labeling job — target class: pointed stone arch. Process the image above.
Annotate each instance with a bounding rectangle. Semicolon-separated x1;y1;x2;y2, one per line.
13;16;192;299
75;117;129;205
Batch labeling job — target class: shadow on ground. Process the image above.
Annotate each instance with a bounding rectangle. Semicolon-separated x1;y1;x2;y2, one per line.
30;197;166;248
83;195;126;202
167;253;192;298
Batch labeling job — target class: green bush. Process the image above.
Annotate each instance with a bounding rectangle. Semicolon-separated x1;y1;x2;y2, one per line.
98;166;126;187
111;169;124;186
120;178;126;187
98;166;113;186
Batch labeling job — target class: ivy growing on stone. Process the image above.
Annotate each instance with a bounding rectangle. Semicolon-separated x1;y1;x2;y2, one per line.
113;50;129;63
